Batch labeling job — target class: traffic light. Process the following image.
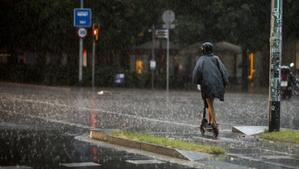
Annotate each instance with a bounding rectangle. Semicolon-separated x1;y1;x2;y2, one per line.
92;23;100;41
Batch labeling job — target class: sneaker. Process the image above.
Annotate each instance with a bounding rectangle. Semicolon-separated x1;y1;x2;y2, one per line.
206;123;213;130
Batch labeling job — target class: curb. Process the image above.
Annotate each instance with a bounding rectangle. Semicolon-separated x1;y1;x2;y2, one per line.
90;130;190;160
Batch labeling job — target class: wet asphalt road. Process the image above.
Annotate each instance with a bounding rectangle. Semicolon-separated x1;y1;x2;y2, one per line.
0;120;193;169
0;82;298;132
0;82;298;169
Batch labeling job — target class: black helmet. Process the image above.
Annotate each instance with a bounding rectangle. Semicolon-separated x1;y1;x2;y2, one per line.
201;42;213;55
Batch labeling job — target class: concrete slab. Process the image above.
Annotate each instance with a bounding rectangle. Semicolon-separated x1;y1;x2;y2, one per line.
228;153;298;169
202;161;250;169
261;155;294;160
0;166;32;169
232;126;267;136
176;149;212;161
90;130;189;160
126;160;165;165
60;162;101;167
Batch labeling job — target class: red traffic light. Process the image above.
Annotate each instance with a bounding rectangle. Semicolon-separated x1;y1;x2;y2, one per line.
93;29;97;36
92;23;100;41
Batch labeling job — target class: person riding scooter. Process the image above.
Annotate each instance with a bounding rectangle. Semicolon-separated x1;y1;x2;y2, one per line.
192;42;229;138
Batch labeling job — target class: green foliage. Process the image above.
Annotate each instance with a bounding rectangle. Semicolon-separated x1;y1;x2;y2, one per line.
5;0;76;52
43;65;76;86
284;0;299;38
2;0;297;54
112;131;225;154
260;129;299;144
125;72;151;88
0;64;45;84
1;0;299;86
95;65;118;87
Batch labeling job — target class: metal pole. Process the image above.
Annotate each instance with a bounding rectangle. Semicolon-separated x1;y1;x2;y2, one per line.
269;0;283;132
242;48;249;92
78;0;84;83
92;40;96;88
151;25;155;89
166;28;169;93
80;0;83;8
79;39;83;83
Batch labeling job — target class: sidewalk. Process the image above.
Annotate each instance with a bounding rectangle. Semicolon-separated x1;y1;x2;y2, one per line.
89;127;299;169
164;128;299;169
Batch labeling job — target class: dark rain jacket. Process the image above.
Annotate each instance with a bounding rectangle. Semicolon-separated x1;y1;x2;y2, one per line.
192;54;229;101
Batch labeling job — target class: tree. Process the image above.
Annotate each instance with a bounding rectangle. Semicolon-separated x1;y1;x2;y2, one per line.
1;0;298;86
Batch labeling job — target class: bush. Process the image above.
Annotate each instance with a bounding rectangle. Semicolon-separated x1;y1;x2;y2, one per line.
43;65;76;86
0;63;192;89
125;72;151;88
95;65;118;87
0;64;43;83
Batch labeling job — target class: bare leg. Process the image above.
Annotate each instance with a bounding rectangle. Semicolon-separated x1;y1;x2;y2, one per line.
206;98;216;125
207;106;212;124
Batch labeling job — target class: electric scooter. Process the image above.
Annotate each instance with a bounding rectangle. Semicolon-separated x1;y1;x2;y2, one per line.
199;98;219;138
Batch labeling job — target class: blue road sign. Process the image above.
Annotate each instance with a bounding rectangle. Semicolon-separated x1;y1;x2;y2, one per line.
73;8;92;28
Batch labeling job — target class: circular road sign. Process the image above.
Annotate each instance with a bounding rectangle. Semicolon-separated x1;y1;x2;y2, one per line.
78;28;87;38
162;10;175;25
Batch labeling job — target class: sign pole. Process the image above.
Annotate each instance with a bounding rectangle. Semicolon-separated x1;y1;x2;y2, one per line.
79;39;83;83
92;39;96;88
78;0;84;84
74;2;91;85
162;10;175;93
269;0;283;132
151;25;155;90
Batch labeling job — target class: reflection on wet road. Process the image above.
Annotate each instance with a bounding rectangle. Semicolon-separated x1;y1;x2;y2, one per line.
0;122;191;169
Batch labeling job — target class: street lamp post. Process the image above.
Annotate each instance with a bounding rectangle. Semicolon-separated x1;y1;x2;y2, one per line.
269;0;283;132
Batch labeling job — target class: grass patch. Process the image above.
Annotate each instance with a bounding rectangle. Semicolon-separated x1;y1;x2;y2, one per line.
111;131;225;154
260;129;299;144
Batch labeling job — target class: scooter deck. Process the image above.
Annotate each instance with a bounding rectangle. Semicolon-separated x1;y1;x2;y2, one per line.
200;127;218;138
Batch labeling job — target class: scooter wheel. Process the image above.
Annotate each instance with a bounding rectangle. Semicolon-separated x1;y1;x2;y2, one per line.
212;125;219;138
200;125;205;136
